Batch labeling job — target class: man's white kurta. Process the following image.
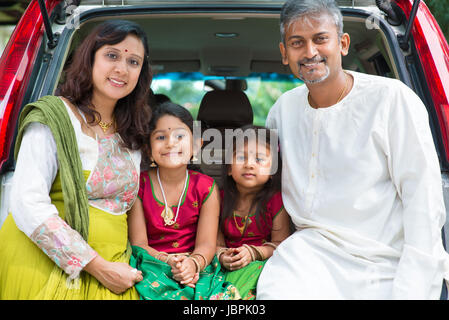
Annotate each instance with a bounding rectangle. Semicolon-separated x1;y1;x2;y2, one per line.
257;71;449;299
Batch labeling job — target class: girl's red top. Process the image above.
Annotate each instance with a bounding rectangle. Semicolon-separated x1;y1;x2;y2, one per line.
220;190;284;248
138;169;215;253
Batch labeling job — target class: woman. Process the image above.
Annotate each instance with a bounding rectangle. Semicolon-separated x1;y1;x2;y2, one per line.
0;20;152;299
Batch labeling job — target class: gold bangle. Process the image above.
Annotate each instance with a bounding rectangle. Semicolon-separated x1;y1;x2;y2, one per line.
216;247;228;256
216;248;228;262
165;252;189;264
250;245;265;261
155;251;168;261
165;254;174;264
243;244;255;262
190;256;201;273
191;253;208;270
262;242;278;250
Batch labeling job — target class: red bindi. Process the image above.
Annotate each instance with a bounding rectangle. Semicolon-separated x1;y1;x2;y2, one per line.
125;49;128;52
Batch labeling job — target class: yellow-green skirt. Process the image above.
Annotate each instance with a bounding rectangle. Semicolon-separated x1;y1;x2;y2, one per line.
0;171;139;300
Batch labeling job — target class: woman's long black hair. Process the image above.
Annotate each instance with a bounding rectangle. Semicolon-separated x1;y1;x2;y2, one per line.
220;124;282;236
58;19;152;150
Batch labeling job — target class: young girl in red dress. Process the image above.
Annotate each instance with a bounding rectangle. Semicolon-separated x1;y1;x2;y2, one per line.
216;125;291;299
128;102;239;300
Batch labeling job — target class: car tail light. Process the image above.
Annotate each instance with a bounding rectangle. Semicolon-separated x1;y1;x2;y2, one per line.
0;0;60;171
395;0;449;163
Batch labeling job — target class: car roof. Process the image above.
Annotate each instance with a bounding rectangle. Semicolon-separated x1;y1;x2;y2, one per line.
68;0;382;78
0;0;379;25
78;0;376;6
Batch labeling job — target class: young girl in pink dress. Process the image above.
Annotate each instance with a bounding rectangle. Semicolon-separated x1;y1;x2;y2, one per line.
128;102;239;300
216;125;291;299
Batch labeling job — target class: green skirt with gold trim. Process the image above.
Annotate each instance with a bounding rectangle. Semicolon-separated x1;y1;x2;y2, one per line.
130;245;240;300
223;260;267;300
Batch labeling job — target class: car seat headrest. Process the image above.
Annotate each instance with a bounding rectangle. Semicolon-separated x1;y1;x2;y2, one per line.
197;89;253;129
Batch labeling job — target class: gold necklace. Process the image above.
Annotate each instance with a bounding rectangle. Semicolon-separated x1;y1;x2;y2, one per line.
233;212;250;235
308;72;350;108
97;120;114;133
157;168;188;226
95;114;115;134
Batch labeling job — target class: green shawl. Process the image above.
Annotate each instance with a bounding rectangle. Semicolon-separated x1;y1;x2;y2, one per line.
14;95;89;240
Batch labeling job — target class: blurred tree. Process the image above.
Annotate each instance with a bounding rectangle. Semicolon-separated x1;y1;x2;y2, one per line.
247;81;299;126
152;80;203;118
0;26;15;57
426;0;449;41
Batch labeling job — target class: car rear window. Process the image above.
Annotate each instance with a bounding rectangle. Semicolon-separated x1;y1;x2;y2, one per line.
152;72;301;125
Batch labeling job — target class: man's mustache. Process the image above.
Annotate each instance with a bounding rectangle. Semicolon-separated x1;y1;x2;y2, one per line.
297;56;327;66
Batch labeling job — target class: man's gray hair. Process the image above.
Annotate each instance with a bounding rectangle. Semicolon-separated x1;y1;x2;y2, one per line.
280;0;344;43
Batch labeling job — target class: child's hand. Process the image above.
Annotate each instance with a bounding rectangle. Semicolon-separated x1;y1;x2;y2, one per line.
184;272;200;288
171;256;199;287
228;246;253;271
220;247;252;271
219;248;235;270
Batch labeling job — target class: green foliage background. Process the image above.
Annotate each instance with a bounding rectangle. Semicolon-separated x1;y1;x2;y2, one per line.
426;0;449;41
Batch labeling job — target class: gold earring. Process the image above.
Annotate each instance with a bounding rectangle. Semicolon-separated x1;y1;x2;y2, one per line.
192;155;198;162
150;159;157;167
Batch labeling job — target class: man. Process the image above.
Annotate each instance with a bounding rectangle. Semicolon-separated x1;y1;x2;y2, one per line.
257;0;449;299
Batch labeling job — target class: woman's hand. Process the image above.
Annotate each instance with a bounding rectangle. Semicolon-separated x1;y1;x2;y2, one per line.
83;255;143;295
170;256;199;288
